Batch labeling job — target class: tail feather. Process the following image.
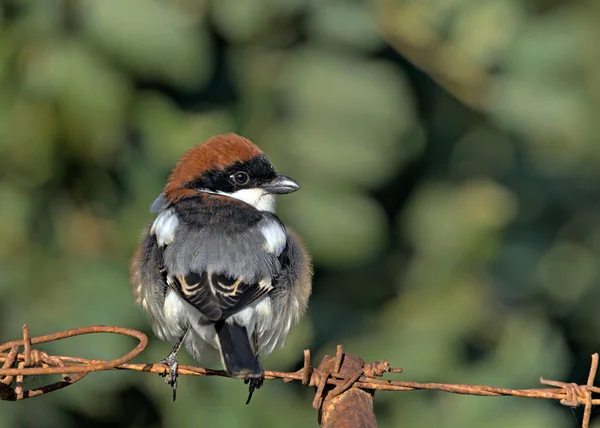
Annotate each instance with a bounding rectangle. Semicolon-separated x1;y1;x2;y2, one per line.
215;321;262;378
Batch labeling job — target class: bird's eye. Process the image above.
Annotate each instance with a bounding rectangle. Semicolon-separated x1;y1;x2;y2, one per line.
231;172;250;185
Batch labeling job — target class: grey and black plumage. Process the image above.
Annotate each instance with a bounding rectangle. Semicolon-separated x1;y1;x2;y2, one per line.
130;133;312;402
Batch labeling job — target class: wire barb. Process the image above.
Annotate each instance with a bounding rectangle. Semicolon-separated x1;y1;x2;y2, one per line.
1;325;599;428
539;353;600;428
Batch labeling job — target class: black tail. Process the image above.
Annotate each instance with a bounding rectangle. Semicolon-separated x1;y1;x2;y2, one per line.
215;321;262;378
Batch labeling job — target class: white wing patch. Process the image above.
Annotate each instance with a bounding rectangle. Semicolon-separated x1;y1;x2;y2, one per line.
151;209;179;246
261;221;287;255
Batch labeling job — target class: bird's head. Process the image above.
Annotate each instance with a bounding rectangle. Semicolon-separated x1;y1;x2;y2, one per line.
161;133;300;212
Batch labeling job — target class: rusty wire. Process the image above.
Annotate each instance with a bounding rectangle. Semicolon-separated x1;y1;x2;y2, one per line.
1;325;600;428
0;324;147;400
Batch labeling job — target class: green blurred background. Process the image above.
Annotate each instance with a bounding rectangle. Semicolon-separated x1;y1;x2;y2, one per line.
1;0;598;427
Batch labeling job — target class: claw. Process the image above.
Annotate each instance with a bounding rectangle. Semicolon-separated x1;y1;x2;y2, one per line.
245;341;264;405
159;330;188;402
160;353;179;402
245;373;264;405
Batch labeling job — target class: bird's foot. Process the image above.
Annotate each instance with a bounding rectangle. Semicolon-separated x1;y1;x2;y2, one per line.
160;352;179;402
244;372;265;405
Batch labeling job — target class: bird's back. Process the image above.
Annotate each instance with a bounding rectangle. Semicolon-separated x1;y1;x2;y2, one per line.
163;193;285;284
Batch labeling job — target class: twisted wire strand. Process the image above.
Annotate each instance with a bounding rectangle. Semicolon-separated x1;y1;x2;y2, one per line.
1;325;599;428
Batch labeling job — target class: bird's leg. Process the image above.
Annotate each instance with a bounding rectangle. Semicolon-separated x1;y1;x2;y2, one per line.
245;333;265;405
160;329;188;402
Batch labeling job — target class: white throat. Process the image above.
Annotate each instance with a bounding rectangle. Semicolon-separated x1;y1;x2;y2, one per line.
202;188;277;213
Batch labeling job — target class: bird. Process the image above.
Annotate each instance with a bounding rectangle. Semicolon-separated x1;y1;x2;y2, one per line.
129;133;312;403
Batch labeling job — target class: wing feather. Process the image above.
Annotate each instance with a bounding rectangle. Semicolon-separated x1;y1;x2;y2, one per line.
167;271;272;321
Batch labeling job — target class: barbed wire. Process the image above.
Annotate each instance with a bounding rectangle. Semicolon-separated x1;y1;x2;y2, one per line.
1;324;599;428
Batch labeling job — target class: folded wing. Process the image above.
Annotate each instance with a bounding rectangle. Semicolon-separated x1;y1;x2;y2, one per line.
167;271;273;321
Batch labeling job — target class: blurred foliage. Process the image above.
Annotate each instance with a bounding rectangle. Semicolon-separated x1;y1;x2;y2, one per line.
1;0;599;427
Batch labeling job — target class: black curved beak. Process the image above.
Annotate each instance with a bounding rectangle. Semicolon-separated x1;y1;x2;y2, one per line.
262;174;300;194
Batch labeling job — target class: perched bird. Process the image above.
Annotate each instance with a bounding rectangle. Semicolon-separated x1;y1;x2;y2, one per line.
130;133;312;403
